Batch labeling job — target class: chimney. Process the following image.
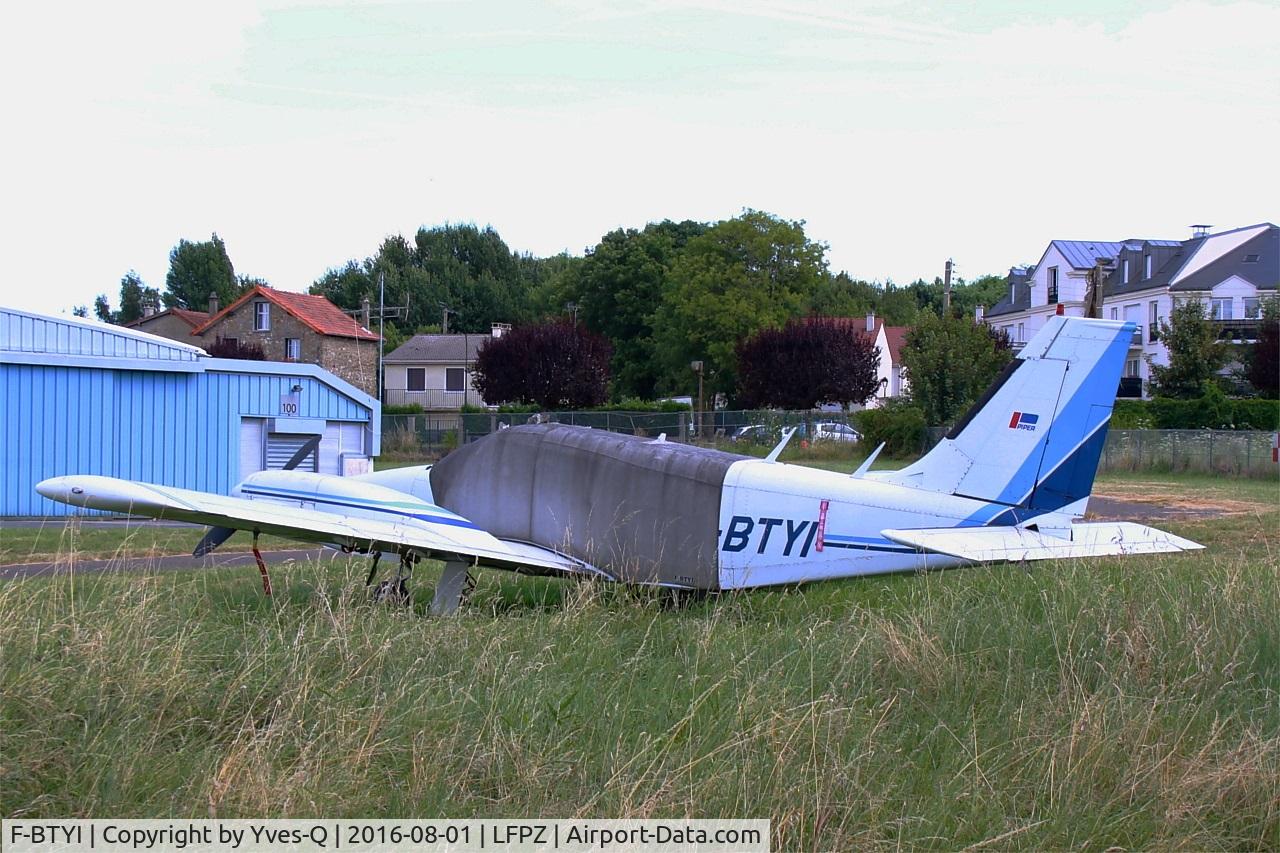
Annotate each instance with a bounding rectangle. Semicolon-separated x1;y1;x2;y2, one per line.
865;312;875;333
208;293;220;315
1190;224;1211;238
974;305;984;323
360;296;371;328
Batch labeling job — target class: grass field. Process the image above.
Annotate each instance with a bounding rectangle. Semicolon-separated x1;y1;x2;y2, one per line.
1;470;1277;849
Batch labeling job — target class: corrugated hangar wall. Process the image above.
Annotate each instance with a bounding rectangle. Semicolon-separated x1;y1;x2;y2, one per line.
0;307;381;517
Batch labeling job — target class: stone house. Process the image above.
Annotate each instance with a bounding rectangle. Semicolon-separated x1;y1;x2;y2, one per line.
124;306;210;347
191;286;380;396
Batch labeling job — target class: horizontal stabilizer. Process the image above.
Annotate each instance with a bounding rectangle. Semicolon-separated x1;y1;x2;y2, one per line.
881;522;1203;563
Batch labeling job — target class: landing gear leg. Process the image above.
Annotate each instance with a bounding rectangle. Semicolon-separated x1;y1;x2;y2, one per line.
372;552;413;605
364;551;382;587
252;531;272;596
430;560;473;616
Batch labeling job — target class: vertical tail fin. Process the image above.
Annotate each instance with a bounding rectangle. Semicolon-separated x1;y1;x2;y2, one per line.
886;317;1133;519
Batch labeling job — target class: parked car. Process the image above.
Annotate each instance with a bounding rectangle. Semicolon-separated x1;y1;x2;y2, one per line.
812;422;861;443
730;424;774;443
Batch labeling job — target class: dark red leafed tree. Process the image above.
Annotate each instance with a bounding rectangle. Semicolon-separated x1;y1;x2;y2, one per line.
736;317;881;409
473;320;612;409
1246;299;1279;397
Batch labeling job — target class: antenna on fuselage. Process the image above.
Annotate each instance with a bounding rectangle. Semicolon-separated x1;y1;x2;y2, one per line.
851;442;886;478
764;427;797;463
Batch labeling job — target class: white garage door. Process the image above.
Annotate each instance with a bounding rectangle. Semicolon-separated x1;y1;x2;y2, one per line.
239;418;266;481
240;418;364;479
266;433;319;471
319;421;366;475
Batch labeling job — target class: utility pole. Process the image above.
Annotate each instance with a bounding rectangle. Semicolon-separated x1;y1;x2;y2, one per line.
440;303;450;335
943;258;954;314
1084;259;1107;319
342;271;408;402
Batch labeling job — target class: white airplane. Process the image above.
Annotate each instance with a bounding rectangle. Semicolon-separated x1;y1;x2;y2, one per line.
36;316;1201;612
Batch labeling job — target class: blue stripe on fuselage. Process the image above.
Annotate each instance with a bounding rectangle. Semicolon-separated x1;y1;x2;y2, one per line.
240;487;480;530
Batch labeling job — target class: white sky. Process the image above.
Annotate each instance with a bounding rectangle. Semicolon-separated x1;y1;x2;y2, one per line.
1;0;1276;316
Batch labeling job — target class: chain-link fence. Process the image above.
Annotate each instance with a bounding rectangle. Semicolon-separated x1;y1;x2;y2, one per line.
380;414;1279;479
1099;429;1278;478
380;410;860;458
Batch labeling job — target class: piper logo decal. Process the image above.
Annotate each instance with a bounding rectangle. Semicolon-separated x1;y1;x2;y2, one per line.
1008;411;1040;431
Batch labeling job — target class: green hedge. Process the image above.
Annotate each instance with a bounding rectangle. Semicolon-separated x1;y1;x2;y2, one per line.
1112;395;1279;430
852;403;927;457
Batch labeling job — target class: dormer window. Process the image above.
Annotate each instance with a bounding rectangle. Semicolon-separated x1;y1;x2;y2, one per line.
1144;254;1152;279
254;301;270;331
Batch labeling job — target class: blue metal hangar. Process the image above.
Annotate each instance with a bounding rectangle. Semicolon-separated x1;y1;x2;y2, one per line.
1;306;381;517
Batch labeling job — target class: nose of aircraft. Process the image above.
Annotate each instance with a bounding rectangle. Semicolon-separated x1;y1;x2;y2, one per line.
36;476;83;503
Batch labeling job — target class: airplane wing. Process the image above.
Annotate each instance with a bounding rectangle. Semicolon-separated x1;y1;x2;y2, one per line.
881;522;1203;563
35;475;602;578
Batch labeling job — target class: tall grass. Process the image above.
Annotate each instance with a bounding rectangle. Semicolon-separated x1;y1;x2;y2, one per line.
1;501;1276;848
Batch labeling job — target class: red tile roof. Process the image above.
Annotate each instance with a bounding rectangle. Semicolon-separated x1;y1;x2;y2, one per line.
123;307;210;329
169;308;211;328
192;286;380;341
882;325;909;364
830;316;911;365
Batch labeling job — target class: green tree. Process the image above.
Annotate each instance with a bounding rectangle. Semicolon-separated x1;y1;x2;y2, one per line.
569;220;708;399
117;271;160;323
806;271;878;318
1147;300;1228;399
876;281;920;325
312;224;539;340
901;312;1013;426
163;234;240;310
653;211;827;399
90;271;162;325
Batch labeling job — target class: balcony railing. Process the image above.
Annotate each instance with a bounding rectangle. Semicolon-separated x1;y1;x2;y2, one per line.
384;388;489;410
1116;376;1143;399
1212;318;1261;342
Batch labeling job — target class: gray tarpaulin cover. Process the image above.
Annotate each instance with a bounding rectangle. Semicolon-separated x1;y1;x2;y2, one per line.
430;424;744;588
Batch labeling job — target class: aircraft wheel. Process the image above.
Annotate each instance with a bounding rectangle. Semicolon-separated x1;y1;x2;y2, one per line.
372;577;411;606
